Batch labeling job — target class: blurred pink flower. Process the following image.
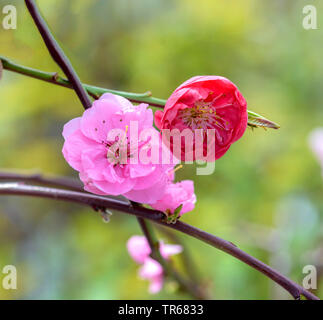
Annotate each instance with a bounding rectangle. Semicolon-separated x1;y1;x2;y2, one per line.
62;93;175;203
127;235;182;294
155;76;248;161
127;235;183;262
138;257;164;294
309;128;323;176
150;180;196;216
127;235;152;264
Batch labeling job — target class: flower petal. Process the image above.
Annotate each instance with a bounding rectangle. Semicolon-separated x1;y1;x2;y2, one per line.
62;117;81;139
127;236;151;264
62;129;98;171
80;99;121;143
160;242;183;259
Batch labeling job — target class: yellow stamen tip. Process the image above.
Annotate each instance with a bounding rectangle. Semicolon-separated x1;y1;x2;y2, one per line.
170;164;183;175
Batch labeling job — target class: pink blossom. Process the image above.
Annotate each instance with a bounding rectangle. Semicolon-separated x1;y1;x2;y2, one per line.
309;128;323;176
62;93;175;203
155;76;248;161
127;235;183;262
138;258;164;294
159;241;183;258
150;180;196;216
127;235;182;294
126;235;152;264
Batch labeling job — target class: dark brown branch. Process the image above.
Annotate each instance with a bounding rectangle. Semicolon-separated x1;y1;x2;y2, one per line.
0;171;83;192
137;217;159;257
0;183;319;300
157;225;201;284
24;0;92;109
0;172;204;298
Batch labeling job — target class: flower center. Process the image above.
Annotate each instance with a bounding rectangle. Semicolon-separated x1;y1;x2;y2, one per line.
178;100;227;130
106;125;130;166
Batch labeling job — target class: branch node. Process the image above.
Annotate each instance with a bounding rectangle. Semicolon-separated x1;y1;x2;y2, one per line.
51;72;59;81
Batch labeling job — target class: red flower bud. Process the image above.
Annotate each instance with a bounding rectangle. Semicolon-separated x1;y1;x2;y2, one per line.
155;76;248;162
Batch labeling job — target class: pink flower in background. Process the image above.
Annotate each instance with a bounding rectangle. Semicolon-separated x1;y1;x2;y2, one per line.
127;235;182;293
138;257;164;294
127;235;183;262
62;93;175;203
155;76;248;161
309;128;323;176
127;235;152;264
150;180;196;216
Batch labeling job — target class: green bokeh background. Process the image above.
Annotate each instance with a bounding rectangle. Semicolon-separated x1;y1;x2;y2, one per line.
0;0;322;299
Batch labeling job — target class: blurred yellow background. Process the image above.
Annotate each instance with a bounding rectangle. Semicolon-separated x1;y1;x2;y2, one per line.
0;0;322;299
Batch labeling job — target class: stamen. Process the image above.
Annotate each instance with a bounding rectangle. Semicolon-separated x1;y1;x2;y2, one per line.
106;125;130;165
168;164;183;177
179;100;228;131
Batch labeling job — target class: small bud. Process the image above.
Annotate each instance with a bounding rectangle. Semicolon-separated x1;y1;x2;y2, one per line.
247;111;280;129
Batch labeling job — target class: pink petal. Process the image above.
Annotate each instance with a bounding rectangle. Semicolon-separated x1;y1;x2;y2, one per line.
124;173;168;203
123;104;153;129
154;110;163;129
178;180;194;196
79;172;107;195
160;242;183;259
127;236;151;264
80;99;121;143
138;258;163;279
100;92;134;110
177;75;238;93
149;180;196;215
138;258;164;294
129;164;156;179
93;177;135;195
81;147;109;181
62;129;98;171
309;128;323;162
148;275;164;294
62;117;81;139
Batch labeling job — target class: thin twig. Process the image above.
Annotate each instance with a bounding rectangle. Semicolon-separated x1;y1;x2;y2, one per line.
0;171;83;192
24;0;92;109
0;56;161;106
137;217;206;299
157;225;201;284
0;55;280;129
0;183;319;300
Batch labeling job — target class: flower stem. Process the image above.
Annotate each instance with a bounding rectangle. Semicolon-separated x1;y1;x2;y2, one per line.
157;225;201;284
0;55;279;129
25;0;92;109
0;55;165;107
137;217;206;299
